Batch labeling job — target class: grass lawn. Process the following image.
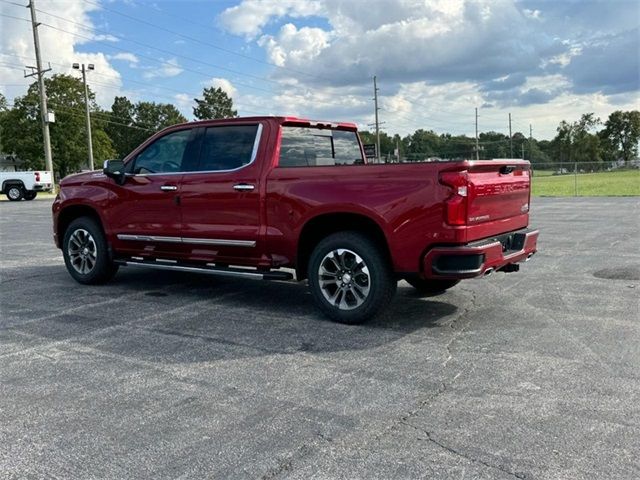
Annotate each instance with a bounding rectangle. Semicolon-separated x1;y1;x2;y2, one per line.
532;169;640;196
0;191;56;202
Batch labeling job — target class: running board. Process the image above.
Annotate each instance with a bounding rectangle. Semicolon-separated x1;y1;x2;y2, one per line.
115;258;294;281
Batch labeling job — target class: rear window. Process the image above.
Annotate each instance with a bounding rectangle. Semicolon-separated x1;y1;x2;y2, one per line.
198;125;259;172
278;126;364;167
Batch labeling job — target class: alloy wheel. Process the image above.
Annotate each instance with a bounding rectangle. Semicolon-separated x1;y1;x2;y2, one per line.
67;228;98;275
318;248;371;310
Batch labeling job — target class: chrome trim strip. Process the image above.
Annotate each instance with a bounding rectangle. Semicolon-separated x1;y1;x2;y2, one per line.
117;234;182;243
249;123;263;165
117;234;255;247
182;237;256;247
127;123;264;177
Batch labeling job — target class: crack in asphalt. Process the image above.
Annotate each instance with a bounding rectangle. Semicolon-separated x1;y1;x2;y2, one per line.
443;289;478;368
258;290;486;479
401;420;527;479
260;444;312;480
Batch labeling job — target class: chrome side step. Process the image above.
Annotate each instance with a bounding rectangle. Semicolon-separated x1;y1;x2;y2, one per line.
115;258;294;281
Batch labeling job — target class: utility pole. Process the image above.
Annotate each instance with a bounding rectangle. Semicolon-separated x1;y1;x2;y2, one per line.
74;63;95;170
373;76;381;163
508;113;513;158
529;124;533;161
396;137;400;163
475;107;480;161
26;0;53;182
521;143;525;159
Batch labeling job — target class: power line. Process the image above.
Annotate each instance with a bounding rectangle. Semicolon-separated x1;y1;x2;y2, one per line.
1;57;269;118
34;7;286;89
0;12;279;97
38;23;278;96
6;101;156;132
1;53;263;113
81;0;331;84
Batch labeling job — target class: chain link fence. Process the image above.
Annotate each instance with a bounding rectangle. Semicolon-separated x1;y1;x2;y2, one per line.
531;162;639;196
377;154;639;196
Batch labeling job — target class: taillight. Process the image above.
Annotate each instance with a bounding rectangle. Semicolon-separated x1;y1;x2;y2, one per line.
35;171;41;182
439;171;469;226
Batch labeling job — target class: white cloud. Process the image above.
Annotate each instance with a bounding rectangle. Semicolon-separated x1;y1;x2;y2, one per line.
258;23;330;67
204;77;238;98
220;0;563;92
0;0;123;108
523;9;541;20
174;93;192;117
217;0;639;138
92;34;119;42
218;0;324;38
142;57;183;79
108;52;139;66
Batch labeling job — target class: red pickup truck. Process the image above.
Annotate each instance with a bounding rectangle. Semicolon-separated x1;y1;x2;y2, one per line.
52;116;538;323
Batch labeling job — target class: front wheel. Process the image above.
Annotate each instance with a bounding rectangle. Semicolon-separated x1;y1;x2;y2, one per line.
24;191;37;201
404;276;460;295
6;185;24;201
62;216;118;284
308;231;397;324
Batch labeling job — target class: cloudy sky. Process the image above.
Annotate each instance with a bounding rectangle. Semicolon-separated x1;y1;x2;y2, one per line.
1;0;638;139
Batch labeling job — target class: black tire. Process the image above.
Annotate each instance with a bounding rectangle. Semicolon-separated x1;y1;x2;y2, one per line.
308;231;397;324
23;191;37;201
62;216;118;285
5;185;24;201
404;276;460;295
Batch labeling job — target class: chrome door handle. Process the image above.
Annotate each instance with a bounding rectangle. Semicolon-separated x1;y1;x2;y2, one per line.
160;185;178;191
233;183;255;191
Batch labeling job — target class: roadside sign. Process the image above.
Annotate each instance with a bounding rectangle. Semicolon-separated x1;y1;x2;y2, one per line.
363;144;377;159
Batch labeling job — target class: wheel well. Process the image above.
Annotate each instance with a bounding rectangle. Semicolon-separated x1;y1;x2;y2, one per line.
2;180;25;193
57;205;104;246
296;213;390;280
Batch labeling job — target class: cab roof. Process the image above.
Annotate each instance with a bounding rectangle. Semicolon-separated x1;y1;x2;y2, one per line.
173;116;358;131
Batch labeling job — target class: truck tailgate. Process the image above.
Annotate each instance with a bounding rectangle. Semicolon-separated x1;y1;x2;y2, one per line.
468;161;530;224
440;160;532;242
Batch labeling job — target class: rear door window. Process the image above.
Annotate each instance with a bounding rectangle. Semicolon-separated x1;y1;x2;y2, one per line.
197;125;260;172
278;127;364;167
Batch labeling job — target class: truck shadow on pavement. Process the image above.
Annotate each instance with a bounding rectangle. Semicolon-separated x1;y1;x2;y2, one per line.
3;266;460;363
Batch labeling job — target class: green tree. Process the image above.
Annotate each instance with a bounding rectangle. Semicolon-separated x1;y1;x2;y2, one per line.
601;110;640;166
403;129;441;160
106;96;136;159
478;131;509;159
358;130;397;161
193;86;237;120
106;97;187;159
550;114;602;169
0;74;116;177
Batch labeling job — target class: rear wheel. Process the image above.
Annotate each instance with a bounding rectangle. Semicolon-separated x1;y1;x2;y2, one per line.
404;276;460;295
62;216;118;284
6;185;24;201
24;191;37;201
308;231;396;324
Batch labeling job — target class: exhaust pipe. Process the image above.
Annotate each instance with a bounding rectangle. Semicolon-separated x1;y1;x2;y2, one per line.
483;268;495;277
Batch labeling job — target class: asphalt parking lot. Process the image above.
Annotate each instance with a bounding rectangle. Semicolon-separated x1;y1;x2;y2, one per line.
1;197;638;479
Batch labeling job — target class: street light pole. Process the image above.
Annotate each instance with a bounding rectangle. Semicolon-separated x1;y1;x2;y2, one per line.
74;63;94;170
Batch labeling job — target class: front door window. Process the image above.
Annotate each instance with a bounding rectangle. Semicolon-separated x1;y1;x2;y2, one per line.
131;129;194;174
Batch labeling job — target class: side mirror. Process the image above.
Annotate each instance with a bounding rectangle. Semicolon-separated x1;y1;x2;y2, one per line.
103;159;126;185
